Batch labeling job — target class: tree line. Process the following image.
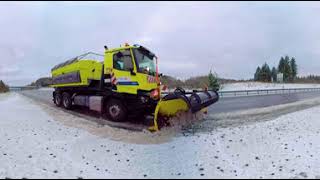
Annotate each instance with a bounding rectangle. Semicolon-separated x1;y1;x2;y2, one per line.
294;75;320;83
160;73;229;90
254;55;297;83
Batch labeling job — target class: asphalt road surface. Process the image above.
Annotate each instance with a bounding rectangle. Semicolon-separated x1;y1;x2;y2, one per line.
18;89;320;131
210;91;320;114
20;89;320;114
18;89;148;131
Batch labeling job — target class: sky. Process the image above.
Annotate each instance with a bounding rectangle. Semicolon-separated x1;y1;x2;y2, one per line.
1;1;320;86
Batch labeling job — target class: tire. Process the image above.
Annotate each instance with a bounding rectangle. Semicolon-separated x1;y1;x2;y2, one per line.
104;99;127;122
62;92;72;110
54;93;62;107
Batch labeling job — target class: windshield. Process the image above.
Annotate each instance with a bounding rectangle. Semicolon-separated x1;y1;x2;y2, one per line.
133;48;156;76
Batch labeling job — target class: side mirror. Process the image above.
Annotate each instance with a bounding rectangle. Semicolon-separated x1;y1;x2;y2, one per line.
129;68;136;75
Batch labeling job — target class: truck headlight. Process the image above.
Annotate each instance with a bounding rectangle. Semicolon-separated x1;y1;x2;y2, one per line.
150;89;160;100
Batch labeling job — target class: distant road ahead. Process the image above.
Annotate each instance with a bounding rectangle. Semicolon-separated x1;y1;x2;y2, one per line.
210;91;320;114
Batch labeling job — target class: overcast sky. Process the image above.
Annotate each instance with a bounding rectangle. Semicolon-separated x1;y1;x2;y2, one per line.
1;1;320;86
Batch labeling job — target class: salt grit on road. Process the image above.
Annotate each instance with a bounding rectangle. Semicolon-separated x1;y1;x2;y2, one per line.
1;93;320;179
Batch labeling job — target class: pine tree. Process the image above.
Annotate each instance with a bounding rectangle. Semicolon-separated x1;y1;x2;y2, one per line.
290;57;297;82
271;67;277;82
283;55;291;82
254;66;261;81
278;56;285;74
254;56;298;83
260;63;272;82
278;56;292;82
208;70;220;91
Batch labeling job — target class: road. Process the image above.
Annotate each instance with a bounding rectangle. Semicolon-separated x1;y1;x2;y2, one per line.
210;91;320;114
18;89;320;131
19;89;148;131
20;88;320;114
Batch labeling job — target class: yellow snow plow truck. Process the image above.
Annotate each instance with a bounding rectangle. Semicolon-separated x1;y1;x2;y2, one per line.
51;43;219;131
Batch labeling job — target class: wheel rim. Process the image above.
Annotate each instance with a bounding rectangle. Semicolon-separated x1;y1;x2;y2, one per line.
109;105;120;118
56;95;61;104
63;97;69;107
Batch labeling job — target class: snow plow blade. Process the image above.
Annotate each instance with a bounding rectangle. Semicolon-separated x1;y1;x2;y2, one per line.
149;89;219;131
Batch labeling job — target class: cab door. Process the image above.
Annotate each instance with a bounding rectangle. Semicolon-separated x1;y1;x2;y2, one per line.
112;49;139;94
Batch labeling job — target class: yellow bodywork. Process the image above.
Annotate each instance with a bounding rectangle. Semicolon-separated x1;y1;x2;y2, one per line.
157;98;189;117
51;60;103;88
149;98;209;131
104;46;157;94
149;98;189;131
51;46;157;94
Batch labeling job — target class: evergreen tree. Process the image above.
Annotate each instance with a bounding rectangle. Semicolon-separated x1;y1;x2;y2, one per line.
290;57;298;82
283;55;291;82
208;70;220;91
278;56;285;74
278;56;292;82
271;67;277;82
254;66;261;81
253;56;298;83
260;63;272;82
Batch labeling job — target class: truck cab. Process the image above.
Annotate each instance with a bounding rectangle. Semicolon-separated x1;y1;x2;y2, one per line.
104;44;160;99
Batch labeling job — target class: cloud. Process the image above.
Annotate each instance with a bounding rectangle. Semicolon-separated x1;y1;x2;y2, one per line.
0;2;320;85
136;37;153;44
160;61;198;70
0;66;21;76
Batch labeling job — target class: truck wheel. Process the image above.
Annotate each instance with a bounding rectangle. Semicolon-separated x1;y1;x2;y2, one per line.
105;99;127;122
62;92;72;110
54;93;62;107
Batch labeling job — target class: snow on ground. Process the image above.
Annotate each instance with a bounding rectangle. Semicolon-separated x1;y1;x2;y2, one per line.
221;82;320;91
1;92;320;178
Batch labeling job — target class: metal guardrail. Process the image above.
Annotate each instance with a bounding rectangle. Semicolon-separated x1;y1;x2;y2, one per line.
8;86;320;98
9;86;38;91
218;88;320;98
